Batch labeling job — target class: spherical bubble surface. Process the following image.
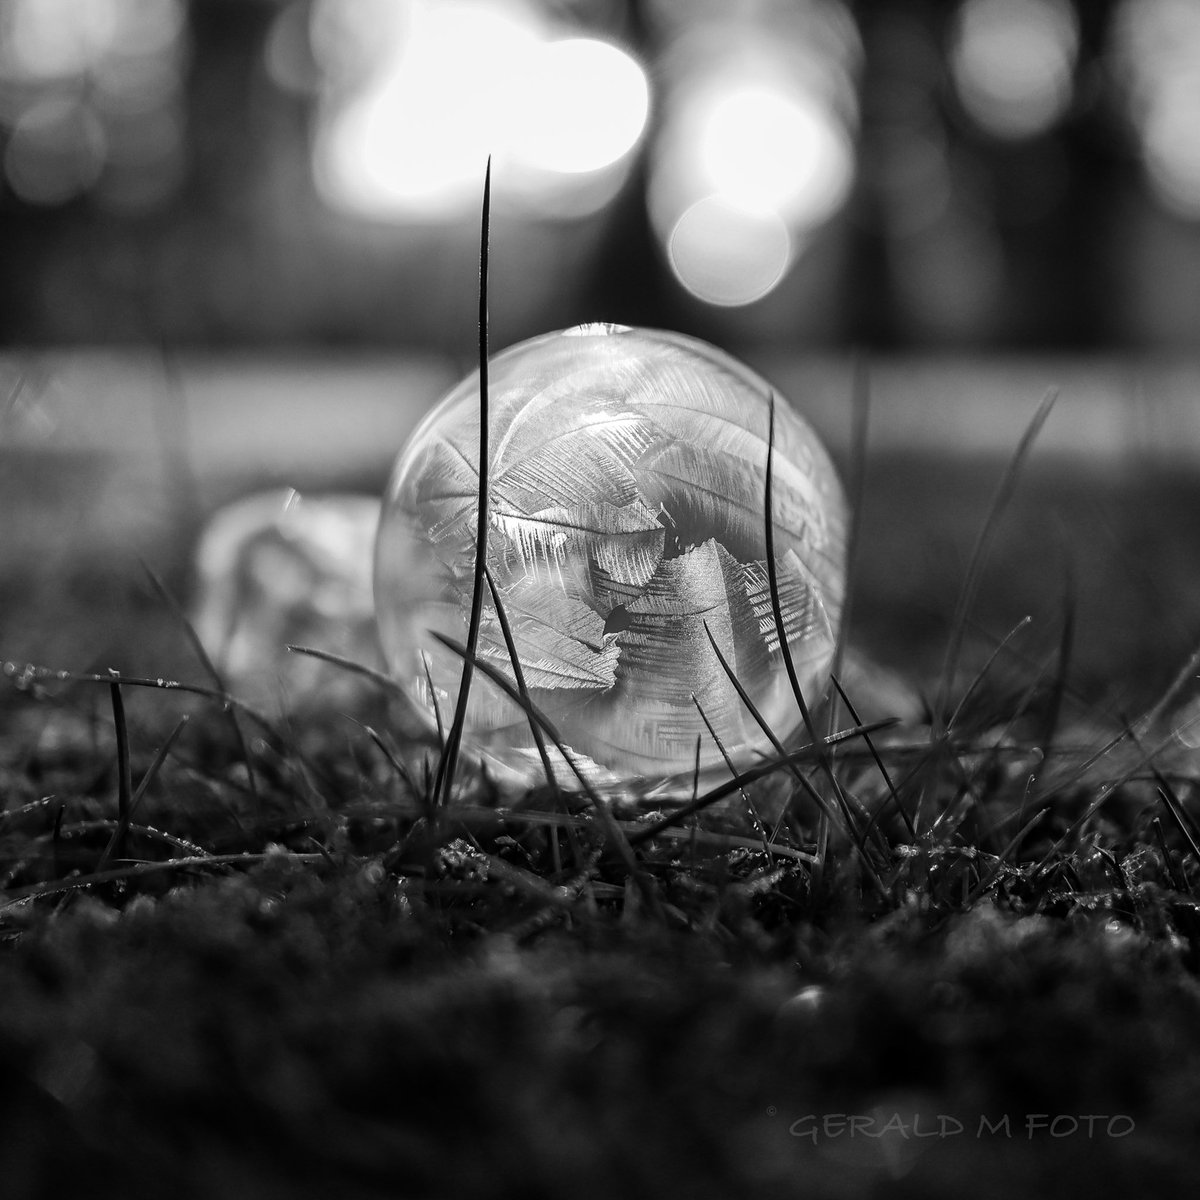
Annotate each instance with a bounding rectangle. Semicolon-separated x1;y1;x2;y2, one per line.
374;324;846;790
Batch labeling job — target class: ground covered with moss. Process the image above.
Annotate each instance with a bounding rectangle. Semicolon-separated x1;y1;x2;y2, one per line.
4;452;1200;1197
3;839;1200;1198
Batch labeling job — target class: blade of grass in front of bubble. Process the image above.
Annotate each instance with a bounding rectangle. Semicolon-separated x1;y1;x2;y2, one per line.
628;717;898;847
762;393;882;889
482;562;559;794
481;564;588;873
428;629;664;919
701;619;855;847
690;694;771;854
434;157;492;810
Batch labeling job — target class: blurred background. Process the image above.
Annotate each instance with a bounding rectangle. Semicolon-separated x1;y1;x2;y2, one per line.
0;0;1197;355
2;0;1200;699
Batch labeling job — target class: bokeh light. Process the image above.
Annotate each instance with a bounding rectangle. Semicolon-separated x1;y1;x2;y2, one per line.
696;85;853;226
0;0;187;211
0;0;120;80
1113;0;1200;219
666;196;793;307
4;96;106;206
311;0;649;221
949;0;1079;140
647;7;859;309
505;38;648;176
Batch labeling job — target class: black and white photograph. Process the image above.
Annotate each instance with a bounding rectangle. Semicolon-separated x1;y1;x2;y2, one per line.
3;1;1200;1196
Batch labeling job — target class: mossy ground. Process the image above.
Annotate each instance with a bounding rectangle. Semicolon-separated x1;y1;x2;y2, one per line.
4;453;1200;1198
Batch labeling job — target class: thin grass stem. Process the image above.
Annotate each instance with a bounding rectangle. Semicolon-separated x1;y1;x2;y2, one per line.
934;388;1057;731
434;157;493;810
139;558;259;805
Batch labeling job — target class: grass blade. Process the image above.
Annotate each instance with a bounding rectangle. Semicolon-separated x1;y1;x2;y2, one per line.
1153;815;1191;894
434;156;492;809
95;714;190;876
141;558;259;805
2;851;327;907
5;662;278;739
627;716;898;847
108;672;132;865
701;620;883;858
1156;780;1200;869
934;388;1058;731
827;355;870;738
482;562;559;794
1036;559;1076;762
763;393;884;894
945;614;1033;734
427;629;665;921
690;694;770;853
833;673;916;840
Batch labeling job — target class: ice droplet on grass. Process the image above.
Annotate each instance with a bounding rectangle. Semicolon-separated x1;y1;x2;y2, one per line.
374;325;847;789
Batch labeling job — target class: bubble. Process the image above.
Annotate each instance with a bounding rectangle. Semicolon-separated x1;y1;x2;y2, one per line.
374;325;847;790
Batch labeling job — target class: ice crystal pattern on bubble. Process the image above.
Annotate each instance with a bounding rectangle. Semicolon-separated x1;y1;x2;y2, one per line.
374;325;847;787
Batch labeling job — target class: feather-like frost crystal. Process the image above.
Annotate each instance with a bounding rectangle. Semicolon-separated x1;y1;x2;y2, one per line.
374;324;847;789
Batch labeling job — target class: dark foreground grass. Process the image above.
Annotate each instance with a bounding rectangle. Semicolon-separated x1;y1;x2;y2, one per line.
5;540;1200;1200
8;367;1200;1198
5;188;1200;1189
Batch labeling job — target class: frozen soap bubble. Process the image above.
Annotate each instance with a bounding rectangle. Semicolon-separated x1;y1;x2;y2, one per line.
193;489;382;715
374;324;847;790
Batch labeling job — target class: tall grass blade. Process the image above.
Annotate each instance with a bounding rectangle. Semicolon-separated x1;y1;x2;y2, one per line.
763;394;883;892
142;558;260;803
934;389;1057;731
434;156;492;810
95;714;190;875
833;673;916;840
827;356;870;738
701;621;879;853
1140;635;1200;733
108;671;132;865
428;629;665;920
945;614;1033;734
1036;562;1077;762
627;716;897;847
482;562;559;794
690;694;770;852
